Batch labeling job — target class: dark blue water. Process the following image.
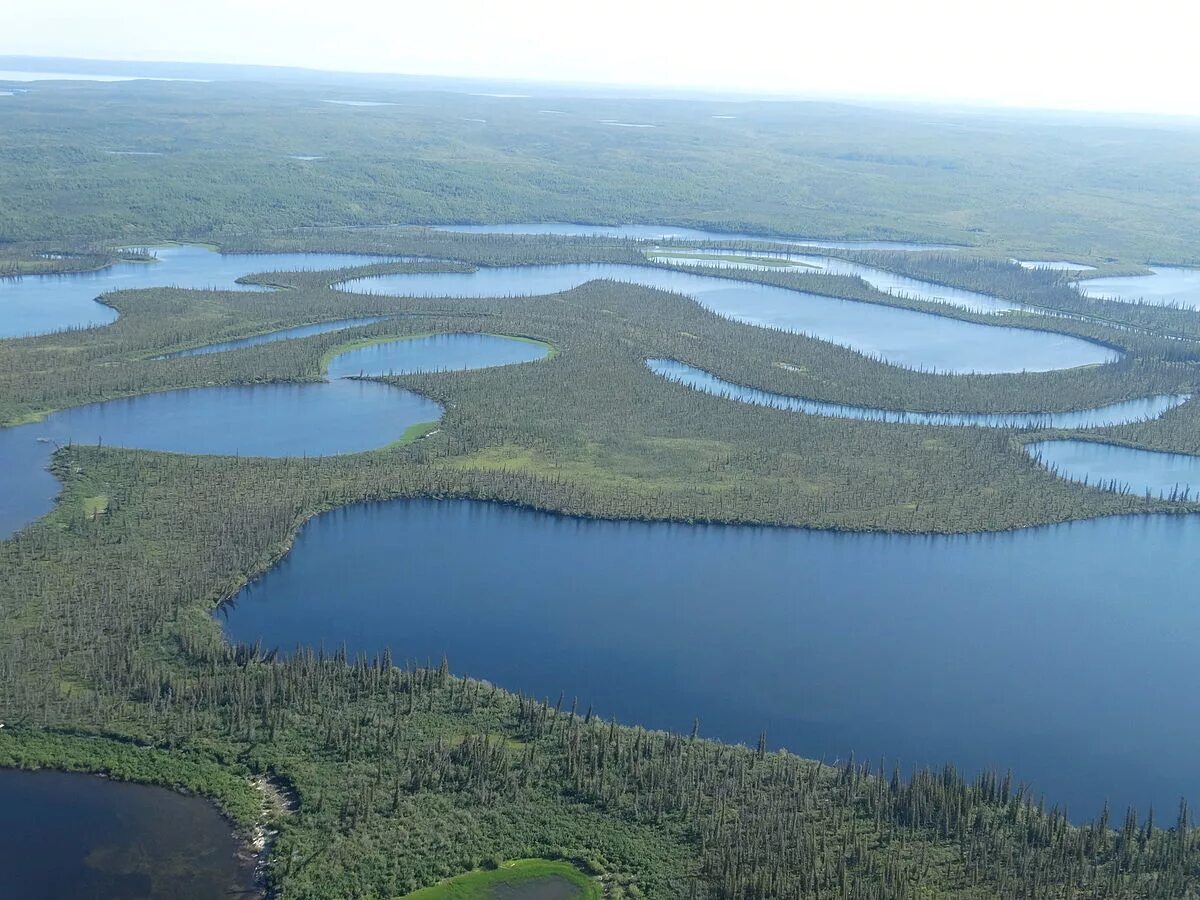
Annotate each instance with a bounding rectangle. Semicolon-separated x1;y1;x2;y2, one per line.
157;316;390;359
220;499;1200;818
1029;439;1200;500
432;223;961;250
0;768;256;900
0;244;394;338
0;380;440;539
327;333;550;378
1079;266;1200;310
649;359;1191;428
649;249;1016;313
340;264;1116;373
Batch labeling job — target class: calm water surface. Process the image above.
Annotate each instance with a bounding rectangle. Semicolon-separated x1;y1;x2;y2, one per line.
221;499;1200;818
1078;266;1200;309
327;333;550;378
0;380;440;539
322;99;394;107
339;264;1115;373
433;223;961;250
1016;260;1097;271
0;769;256;900
0;244;393;338
157;316;390;358
1028;439;1200;500
651;249;1018;313
648;359;1190;428
0;331;551;538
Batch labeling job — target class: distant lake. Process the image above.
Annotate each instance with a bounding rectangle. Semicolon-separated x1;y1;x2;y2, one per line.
648;358;1190;429
0;331;550;538
221;498;1200;819
322;99;395;107
1015;260;1097;271
1078;266;1200;310
650;249;1017;313
0;769;256;899
0;244;394;338
432;223;962;251
339;263;1117;373
1028;439;1200;501
0;70;207;83
0;380;440;539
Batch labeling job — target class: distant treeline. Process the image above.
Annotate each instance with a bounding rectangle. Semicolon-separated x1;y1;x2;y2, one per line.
3;79;1200;260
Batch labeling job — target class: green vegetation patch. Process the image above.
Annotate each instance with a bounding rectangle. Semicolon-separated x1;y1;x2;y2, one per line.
401;858;599;900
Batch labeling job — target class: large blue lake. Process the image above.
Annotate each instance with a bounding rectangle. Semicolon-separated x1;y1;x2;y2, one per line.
0;244;393;338
0;769;256;899
221;498;1200;819
339;264;1116;373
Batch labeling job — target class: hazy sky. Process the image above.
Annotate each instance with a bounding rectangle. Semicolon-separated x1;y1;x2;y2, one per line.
3;0;1198;115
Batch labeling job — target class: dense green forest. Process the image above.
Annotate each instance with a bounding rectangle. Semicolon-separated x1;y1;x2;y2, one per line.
2;76;1200;259
4;76;1200;897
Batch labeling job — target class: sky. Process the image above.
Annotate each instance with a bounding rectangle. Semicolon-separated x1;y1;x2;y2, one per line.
2;0;1199;116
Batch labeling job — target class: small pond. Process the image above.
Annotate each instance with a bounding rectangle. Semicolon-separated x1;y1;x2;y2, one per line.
327;333;550;378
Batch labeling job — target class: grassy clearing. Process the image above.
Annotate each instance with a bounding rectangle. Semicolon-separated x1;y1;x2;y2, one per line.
393;420;444;447
400;859;600;900
81;494;109;518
